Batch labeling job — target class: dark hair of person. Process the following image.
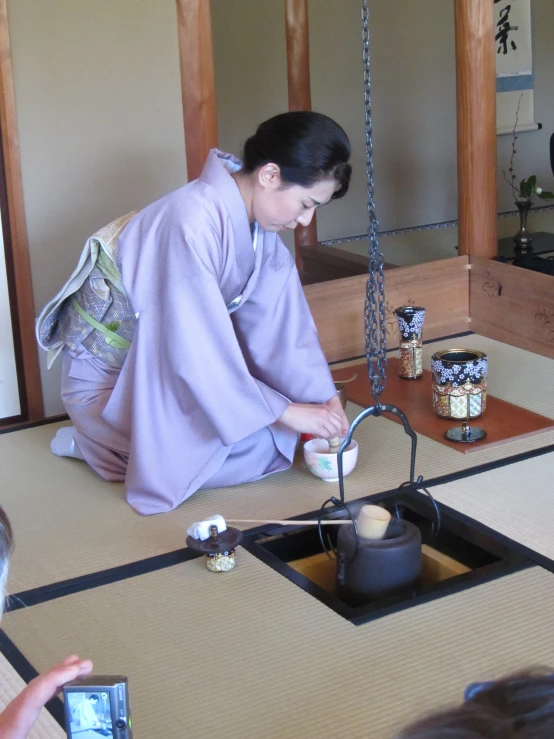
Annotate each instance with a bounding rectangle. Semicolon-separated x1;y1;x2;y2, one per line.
242;111;351;199
89;694;100;701
396;669;554;738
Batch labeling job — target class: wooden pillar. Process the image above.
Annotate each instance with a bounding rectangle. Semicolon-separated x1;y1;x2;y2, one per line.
176;0;218;181
454;0;497;258
285;0;318;275
0;0;44;421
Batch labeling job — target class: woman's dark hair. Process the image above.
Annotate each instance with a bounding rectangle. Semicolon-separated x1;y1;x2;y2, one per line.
242;111;351;199
396;669;554;738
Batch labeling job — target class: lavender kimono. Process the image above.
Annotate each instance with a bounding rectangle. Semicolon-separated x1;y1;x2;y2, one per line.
58;150;336;514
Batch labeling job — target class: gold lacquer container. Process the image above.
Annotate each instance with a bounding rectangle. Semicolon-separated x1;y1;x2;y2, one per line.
206;550;237;572
431;349;488;420
394;306;426;380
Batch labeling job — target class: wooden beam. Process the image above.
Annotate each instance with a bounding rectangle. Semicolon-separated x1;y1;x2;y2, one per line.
176;0;218;181
0;0;44;421
454;0;497;258
305;256;470;363
285;0;318;275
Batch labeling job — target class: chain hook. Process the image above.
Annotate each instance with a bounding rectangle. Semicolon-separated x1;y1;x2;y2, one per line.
361;0;387;402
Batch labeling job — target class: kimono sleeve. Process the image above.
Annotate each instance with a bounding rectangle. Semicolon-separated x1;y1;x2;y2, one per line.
231;247;337;404
119;254;289;448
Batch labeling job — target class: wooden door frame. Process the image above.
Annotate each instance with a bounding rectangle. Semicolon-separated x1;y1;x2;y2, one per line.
0;0;44;422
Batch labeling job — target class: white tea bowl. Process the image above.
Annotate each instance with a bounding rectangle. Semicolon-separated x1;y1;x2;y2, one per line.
303;438;359;482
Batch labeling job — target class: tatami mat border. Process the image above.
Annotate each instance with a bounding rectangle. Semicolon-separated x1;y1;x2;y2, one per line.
412;493;554;578
241;528;533;627
6;441;554;612
7;440;554;618
7;547;200;612
3;561;553;738
0;630;65;728
421;441;554;488
4;332;554;598
0;415;69;436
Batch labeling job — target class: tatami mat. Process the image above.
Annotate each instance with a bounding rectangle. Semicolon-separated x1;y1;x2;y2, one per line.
0;652;64;737
2;335;553;592
3;556;554;738
430;453;554;561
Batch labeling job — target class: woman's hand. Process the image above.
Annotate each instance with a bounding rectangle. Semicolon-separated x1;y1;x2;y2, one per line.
0;655;93;739
278;395;348;438
324;394;349;437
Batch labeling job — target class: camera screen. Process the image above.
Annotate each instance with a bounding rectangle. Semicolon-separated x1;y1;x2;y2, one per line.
66;690;114;737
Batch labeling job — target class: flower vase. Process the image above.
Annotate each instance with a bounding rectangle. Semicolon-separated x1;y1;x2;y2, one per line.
431;349;488;419
394;306;426;380
513;201;533;257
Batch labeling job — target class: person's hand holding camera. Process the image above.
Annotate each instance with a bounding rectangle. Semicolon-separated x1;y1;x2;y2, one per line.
0;654;92;739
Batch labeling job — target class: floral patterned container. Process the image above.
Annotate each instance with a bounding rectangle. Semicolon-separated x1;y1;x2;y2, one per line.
394;306;426;379
431;349;488;420
303;438;358;482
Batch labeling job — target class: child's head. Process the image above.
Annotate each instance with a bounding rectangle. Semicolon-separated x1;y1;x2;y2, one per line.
0;506;13;619
396;669;554;738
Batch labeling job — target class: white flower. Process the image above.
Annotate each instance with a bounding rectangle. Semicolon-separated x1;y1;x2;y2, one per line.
535;186;543;194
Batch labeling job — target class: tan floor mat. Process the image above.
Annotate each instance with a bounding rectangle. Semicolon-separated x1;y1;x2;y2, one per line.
430;453;554;561
0;652;64;737
2;336;553;592
3;557;554;739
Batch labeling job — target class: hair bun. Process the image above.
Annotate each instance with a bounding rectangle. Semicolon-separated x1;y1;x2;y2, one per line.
239;111;351;199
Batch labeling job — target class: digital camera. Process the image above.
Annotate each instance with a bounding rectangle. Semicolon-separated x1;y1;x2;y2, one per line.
62;675;132;738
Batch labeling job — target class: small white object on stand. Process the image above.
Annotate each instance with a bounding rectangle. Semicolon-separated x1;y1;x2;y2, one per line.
187;515;227;541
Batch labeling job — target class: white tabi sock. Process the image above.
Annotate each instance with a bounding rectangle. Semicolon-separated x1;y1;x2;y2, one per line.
50;426;84;461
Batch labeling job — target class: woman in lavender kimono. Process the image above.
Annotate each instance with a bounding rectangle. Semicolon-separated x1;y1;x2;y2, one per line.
40;112;352;514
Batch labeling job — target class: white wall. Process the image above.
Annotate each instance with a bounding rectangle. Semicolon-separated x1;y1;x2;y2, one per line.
7;0;554;416
212;0;458;253
212;0;554;260
8;0;187;415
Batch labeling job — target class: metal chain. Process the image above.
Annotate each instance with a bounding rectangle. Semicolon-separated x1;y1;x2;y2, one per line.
362;0;387;402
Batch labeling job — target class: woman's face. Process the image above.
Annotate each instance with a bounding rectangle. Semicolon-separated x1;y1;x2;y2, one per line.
252;164;339;233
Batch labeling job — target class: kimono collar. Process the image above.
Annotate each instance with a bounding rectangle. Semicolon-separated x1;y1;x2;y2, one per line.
198;149;254;253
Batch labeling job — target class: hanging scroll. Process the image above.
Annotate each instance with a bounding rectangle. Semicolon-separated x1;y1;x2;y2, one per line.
495;0;538;135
